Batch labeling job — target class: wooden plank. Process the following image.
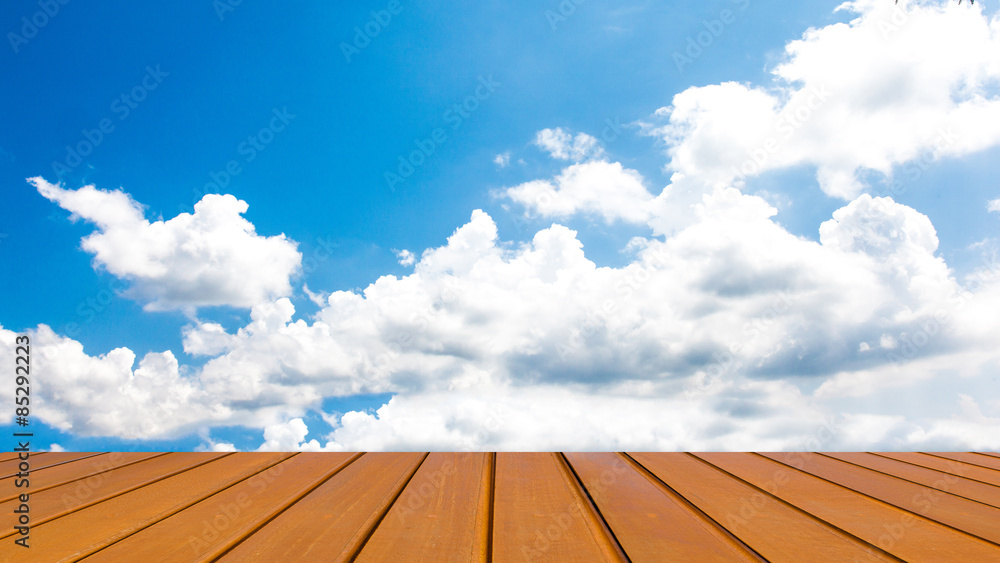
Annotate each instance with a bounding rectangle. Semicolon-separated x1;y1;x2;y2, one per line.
0;451;44;470
355;452;492;562
492;452;627;562
85;453;357;562
0;452;227;527
629;452;895;562
218;452;426;562
2;450;997;560
697;452;1000;561
760;452;1000;544
874;452;1000;488
826;452;1000;509
925;452;1000;472
0;452;99;479
0;452;164;503
564;452;762;562
0;452;290;562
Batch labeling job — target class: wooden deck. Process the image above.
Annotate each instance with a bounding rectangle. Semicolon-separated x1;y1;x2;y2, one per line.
2;451;1000;561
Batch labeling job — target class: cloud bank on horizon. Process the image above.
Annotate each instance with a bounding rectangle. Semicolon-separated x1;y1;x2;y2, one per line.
3;0;1000;451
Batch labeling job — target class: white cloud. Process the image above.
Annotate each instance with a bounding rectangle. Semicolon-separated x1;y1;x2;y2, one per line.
302;284;329;307
9;188;1000;449
493;152;510;168
505;2;1000;235
501;161;655;224
48;443;66;452
240;384;1000;452
829;394;1000;451
818;194;951;303
644;0;1000;214
11;1;1000;451
900;394;1000;450
534;128;605;161
202;440;238;452
194;427;239;451
181;321;239;357
270;382;829;451
989;198;1000;213
256;418;325;451
0;324;221;438
395;248;416;266
30;177;301;311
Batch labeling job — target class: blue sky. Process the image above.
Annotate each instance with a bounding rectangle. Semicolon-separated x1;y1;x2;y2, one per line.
2;0;1000;452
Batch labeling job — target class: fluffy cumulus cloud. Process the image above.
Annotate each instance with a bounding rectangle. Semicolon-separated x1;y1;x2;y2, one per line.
7;186;1000;448
503;2;1000;236
394;249;416;266
501;161;655;224
275;382;830;452
534;127;605;161
262;388;1000;452
7;0;1000;451
30;177;301;311
256;418;323;451
0;324;222;439
641;0;1000;234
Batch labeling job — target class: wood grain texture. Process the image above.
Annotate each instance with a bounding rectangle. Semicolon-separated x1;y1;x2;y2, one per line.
356;452;492;563
1;452;290;562
760;451;1000;545
0;452;101;480
926;452;1000;472
824;452;1000;509
564;452;762;562
217;452;426;562
1;451;998;562
0;452;229;532
83;453;355;562
629;452;898;562
697;452;1000;561
492;452;627;562
0;453;163;504
874;452;1000;488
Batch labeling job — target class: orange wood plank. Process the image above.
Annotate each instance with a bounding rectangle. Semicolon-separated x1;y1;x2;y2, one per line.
355;452;492;562
926;452;1000;472
218;452;426;562
874;452;1000;488
0;452;100;479
760;452;1000;544
492;452;627;562
0;452;164;503
0;452;290;561
628;452;894;562
0;451;44;471
826;452;1000;509
697;452;1000;561
0;452;227;527
84;453;357;562
564;452;762;562
3;451;997;560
